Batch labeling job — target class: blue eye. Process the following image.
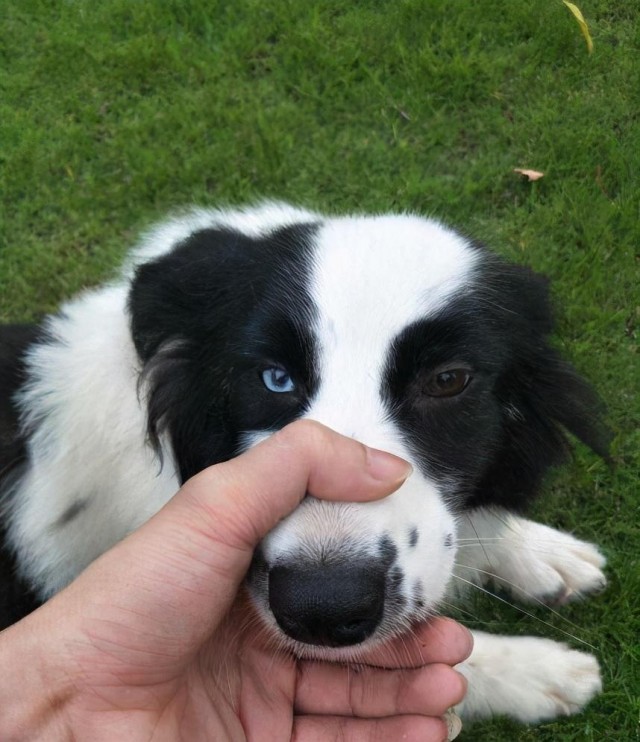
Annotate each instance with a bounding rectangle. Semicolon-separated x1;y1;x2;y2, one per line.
261;366;295;393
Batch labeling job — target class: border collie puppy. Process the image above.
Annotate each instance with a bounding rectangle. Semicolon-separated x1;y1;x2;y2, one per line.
0;203;609;723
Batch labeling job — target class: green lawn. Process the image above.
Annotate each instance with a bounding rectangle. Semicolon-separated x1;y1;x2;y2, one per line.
2;1;638;738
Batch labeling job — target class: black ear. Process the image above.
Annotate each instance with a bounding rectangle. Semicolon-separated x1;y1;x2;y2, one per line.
129;227;259;362
128;227;263;482
469;261;611;511
128;221;318;483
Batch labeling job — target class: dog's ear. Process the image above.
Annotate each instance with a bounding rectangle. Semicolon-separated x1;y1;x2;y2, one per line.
129;227;255;363
470;261;611;511
128;227;261;482
128;221;318;483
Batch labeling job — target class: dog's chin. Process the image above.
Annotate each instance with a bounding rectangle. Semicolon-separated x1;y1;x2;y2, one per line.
271;631;389;663
249;601;439;663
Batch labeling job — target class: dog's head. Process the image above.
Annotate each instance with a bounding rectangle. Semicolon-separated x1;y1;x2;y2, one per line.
129;205;607;658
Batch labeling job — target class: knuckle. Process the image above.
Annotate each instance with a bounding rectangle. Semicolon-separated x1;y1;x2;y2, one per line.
273;418;327;452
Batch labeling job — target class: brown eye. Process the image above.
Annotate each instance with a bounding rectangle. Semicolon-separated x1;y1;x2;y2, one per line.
424;368;471;398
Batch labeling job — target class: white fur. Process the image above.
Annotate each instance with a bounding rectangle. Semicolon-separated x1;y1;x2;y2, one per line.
455;507;607;604
10;286;180;596
456;631;602;722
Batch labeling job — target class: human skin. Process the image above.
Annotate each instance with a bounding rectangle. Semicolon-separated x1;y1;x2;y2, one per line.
0;420;471;741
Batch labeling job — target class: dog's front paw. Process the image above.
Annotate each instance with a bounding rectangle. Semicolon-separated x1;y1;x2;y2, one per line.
494;520;606;604
456;632;602;723
456;511;606;604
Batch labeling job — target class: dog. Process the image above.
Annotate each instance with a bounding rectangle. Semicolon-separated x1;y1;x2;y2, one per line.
0;202;609;723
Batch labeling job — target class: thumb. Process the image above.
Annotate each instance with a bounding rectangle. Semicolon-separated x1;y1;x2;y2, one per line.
51;421;412;661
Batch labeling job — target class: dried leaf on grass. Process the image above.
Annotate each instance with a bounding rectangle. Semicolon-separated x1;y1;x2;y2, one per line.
563;1;594;54
513;168;544;182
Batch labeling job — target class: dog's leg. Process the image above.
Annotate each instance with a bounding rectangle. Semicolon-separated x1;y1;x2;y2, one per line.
454;631;602;723
454;507;606;604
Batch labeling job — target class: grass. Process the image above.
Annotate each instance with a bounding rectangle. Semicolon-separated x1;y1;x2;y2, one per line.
1;0;639;738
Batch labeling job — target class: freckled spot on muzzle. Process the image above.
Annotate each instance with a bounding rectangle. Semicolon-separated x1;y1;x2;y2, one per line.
54;499;89;528
378;534;398;564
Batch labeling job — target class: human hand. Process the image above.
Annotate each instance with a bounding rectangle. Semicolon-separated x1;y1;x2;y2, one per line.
0;420;471;741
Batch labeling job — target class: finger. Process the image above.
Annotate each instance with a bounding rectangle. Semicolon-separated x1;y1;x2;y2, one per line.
187;418;413;549
293;714;449;742
295;661;467;717
353;618;474;668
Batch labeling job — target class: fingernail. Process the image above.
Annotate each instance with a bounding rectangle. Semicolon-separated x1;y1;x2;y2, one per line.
460;625;474;659
444;709;463;740
365;447;413;483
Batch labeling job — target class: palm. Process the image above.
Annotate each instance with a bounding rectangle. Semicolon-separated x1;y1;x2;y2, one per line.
62;601;297;740
64;599;466;741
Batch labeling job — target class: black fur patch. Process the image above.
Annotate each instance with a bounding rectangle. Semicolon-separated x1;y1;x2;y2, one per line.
0;324;45;628
129;222;321;482
383;256;610;513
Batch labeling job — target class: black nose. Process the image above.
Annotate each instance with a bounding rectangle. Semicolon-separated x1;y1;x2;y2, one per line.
268;563;386;647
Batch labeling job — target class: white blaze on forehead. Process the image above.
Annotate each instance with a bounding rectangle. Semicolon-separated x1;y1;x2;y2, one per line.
305;215;480;451
249;215;468;625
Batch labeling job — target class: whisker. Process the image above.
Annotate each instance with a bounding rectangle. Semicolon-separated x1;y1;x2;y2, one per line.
438;599;483;622
455;563;590;629
462;512;493;573
455;535;600;552
456;536;507;546
451;573;596;649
